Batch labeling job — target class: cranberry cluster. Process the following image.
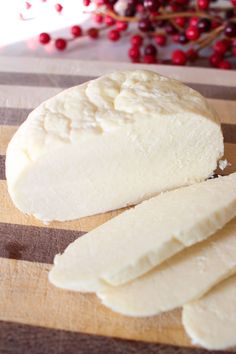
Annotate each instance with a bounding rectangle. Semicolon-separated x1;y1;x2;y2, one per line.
36;0;236;69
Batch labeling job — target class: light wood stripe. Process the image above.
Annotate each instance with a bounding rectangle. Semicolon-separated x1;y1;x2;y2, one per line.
0;125;18;155
210;99;236;125
0;56;236;87
0;142;235;232
0;257;189;347
1;321;222;354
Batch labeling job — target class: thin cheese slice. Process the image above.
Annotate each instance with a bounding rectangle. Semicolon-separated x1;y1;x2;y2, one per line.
183;274;236;350
49;173;236;292
98;218;236;316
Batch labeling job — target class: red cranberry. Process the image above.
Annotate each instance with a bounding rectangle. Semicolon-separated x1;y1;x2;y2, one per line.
178;33;189;44
128;46;140;60
209;53;222;67
213;40;229;54
104;15;116;26
131;34;143;46
71;25;82;37
197;18;211;32
186;48;198;61
125;5;136;17
198;0;209;10
39;32;51;44
219;60;232;69
186;26;200;40
116;21;128;31
232;0;236;6
93;14;104;23
83;0;91;5
55;38;67;50
144;44;157;55
25;2;31;9
172;50;187;65
138;18;153;32
95;0;107;4
189;17;198;27
55;3;63;12
232;46;236;56
224;21;236;38
175;17;186;28
154;34;166;46
165;23;178;35
108;29;120;41
87;28;99;39
143;54;156;64
144;0;160;12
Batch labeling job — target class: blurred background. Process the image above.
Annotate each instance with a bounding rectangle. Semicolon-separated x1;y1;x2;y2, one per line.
0;0;235;68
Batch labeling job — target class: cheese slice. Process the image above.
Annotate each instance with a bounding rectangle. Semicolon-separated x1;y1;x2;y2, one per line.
183;274;236;350
98;218;236;317
49;173;236;292
6;70;223;222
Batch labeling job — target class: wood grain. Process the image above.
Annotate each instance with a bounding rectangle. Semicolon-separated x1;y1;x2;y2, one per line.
0;257;191;347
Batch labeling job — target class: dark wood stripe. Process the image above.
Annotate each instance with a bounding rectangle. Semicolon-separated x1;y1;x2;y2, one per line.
0;155;5;180
0;72;94;89
0;320;232;354
0;71;235;100
222;123;236;144
0;223;85;264
187;83;236;100
0;107;31;125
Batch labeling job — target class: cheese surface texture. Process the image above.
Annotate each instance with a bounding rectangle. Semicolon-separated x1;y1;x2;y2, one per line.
48;173;236;292
6;70;223;222
98;218;236;316
183;274;236;350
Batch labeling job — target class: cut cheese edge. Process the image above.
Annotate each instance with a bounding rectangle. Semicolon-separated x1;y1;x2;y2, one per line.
6;70;223;222
49;173;236;292
183;274;236;350
98;218;236;317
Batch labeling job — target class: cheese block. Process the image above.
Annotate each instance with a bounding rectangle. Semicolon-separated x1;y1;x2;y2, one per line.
48;173;236;292
6;70;223;222
183;274;236;350
98;218;236;317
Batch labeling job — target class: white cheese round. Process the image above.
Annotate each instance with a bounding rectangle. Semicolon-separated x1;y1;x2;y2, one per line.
6;70;223;221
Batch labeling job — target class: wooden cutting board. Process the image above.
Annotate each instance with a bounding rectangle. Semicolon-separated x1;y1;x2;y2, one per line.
0;56;236;354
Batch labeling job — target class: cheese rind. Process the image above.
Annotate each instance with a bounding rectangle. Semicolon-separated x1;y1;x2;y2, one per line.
48;173;236;292
183;274;236;350
98;218;236;316
6;70;223;222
